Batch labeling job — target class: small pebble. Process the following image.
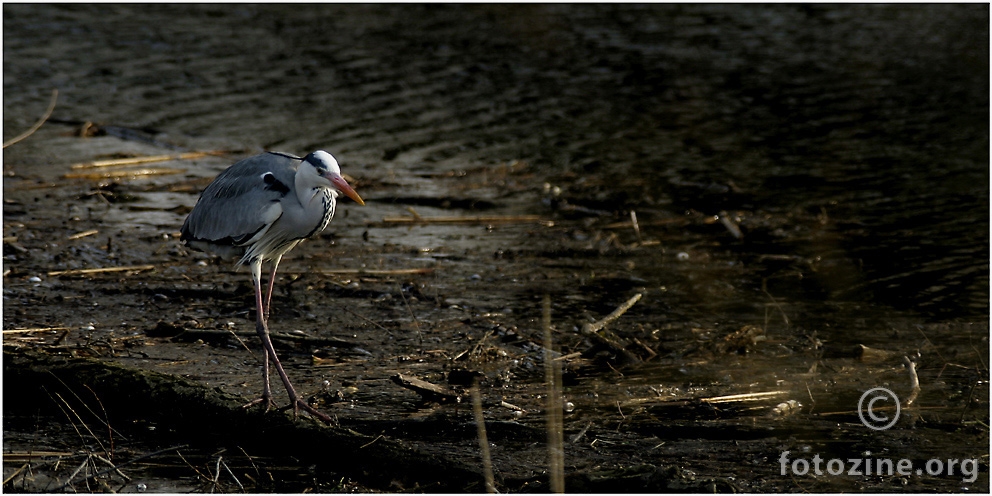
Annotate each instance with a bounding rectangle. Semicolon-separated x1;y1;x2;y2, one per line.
676;252;690;261
470;274;481;281
28;276;42;283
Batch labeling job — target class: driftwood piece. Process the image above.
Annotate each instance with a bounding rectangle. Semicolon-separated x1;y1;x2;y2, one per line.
3;347;486;492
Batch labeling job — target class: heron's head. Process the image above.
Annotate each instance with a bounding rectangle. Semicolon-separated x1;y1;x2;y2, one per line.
302;150;365;205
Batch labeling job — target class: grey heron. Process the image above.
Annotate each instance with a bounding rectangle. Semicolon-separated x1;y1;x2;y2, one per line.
181;150;364;424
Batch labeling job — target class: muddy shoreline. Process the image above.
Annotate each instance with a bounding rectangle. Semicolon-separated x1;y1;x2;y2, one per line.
4;4;989;492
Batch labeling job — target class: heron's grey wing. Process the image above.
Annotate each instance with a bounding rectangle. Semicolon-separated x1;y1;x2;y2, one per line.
181;152;300;247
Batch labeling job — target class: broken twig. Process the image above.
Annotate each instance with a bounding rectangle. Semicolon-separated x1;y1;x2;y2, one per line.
582;293;643;334
391;373;463;403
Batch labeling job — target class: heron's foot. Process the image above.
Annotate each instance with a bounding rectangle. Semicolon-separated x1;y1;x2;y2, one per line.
242;395;278;411
289;398;336;425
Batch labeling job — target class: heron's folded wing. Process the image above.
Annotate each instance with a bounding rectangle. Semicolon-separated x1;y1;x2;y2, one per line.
181;153;299;246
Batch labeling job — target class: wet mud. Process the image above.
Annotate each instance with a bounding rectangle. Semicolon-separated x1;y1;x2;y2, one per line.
3;4;989;493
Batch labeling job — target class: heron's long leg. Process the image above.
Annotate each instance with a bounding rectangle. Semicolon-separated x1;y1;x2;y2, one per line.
262;255;283;322
242;260;275;410
248;260;334;424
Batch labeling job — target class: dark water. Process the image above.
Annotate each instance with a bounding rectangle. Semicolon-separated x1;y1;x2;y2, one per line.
3;4;988;492
5;4;986;319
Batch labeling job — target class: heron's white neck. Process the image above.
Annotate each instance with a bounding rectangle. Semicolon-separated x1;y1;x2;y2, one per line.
295;169;335;206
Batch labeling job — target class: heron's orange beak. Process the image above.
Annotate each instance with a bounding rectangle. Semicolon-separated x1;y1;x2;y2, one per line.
330;175;365;206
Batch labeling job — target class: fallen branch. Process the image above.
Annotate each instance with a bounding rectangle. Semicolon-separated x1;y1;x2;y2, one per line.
47;265;156;277
3;89;58;149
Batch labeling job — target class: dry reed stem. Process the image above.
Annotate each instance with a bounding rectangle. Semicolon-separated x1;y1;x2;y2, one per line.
2;462;29;486
718;210;743;239
59;445;188;491
602;217;684;229
471;384;496;493
3;451;74;461
630;210;642;243
63;168;186;179
699;391;789;404
47;265;156;276
67;229;99;240
382;214;547;225
316;268;434;276
52;392;108;454
543;294;565;493
903;356;921;407
69;151;227;170
3;89;58;149
3;327;71;334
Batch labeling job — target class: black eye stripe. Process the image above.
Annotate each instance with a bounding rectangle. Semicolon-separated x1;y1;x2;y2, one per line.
303;152;334;175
